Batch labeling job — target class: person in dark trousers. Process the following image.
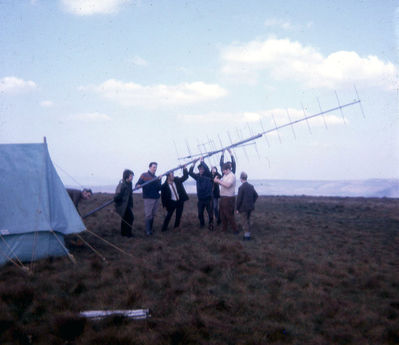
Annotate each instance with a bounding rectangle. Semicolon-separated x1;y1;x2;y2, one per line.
161;166;189;231
189;157;214;230
211;166;222;225
114;169;134;237
67;188;92;215
136;162;162;236
236;171;258;240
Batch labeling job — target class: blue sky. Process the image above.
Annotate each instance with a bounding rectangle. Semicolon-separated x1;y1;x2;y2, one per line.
0;0;398;187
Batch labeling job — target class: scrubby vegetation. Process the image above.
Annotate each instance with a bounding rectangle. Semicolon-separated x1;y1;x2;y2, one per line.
0;194;398;344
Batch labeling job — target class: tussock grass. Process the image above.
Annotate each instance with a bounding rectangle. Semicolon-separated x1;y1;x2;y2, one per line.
0;194;398;344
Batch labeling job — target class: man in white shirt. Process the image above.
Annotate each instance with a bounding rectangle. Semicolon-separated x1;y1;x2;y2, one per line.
160;167;189;231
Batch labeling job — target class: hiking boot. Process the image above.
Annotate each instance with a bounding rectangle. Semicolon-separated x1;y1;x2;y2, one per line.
145;219;153;236
208;223;214;231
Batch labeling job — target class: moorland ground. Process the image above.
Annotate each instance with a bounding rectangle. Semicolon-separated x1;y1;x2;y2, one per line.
0;194;398;345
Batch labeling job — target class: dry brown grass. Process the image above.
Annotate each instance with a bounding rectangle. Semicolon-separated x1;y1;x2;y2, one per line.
0;194;398;344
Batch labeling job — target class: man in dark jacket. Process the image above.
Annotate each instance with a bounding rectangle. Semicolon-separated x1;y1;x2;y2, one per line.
67;188;92;215
236;171;258;240
114;169;134;237
189;158;214;230
161;166;189;231
136;162;162;236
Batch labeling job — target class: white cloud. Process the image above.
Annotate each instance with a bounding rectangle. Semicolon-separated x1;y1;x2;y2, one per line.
220;38;397;90
264;19;294;30
0;76;37;93
129;56;148;67
40;100;54;107
61;0;131;15
69;112;111;122
80;79;228;108
243;112;261;122
178;112;236;124
264;19;313;31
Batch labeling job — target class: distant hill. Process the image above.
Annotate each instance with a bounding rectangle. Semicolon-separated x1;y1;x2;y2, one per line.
80;178;399;198
251;178;399;198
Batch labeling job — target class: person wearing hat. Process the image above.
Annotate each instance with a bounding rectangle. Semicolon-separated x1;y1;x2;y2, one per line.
114;169;134;237
189;157;214;230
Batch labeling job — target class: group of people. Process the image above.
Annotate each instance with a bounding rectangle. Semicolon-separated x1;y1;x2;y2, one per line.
113;149;258;241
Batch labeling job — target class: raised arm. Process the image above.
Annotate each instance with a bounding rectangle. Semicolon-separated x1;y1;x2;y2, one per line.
189;164;197;180
219;151;225;172
230;153;236;174
181;167;189;182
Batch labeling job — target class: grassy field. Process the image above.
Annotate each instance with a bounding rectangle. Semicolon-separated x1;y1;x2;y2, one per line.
0;194;398;345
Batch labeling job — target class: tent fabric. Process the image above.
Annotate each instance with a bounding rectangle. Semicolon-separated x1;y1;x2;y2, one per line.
0;142;86;265
0;232;68;265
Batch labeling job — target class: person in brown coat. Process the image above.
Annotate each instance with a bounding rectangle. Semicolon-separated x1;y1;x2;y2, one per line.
236;171;258;240
67;188;92;215
114;169;134;237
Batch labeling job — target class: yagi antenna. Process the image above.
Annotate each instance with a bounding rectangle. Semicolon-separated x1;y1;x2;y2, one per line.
83;94;363;219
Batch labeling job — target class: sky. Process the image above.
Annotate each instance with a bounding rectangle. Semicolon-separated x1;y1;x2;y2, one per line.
0;0;398;188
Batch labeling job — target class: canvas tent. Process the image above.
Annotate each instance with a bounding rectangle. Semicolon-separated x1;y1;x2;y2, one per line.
0;141;86;266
